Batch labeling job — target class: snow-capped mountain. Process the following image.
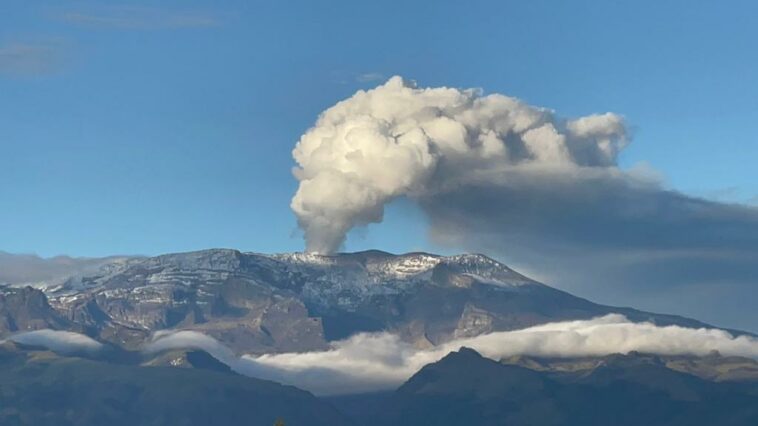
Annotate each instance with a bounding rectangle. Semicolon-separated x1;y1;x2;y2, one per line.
0;249;717;353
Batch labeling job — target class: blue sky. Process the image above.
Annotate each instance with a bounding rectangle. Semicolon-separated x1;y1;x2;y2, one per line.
2;0;757;258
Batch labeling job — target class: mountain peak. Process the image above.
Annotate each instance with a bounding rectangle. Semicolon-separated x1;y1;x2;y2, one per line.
445;346;485;362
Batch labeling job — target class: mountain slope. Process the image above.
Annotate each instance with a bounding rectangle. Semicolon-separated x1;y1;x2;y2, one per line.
0;287;74;333
1;249;734;353
500;352;758;382
0;342;350;426
366;348;758;426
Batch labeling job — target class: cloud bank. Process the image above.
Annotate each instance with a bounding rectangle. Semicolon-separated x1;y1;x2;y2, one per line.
144;329;236;362
291;77;758;330
0;252;127;287
3;329;103;354
9;318;757;395
149;315;758;395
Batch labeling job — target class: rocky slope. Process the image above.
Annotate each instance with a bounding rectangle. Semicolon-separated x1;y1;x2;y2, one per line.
0;248;725;353
0;287;74;333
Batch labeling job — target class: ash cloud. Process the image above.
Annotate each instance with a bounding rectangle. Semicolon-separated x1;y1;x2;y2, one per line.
422;168;758;326
291;76;626;254
291;77;758;330
147;316;758;395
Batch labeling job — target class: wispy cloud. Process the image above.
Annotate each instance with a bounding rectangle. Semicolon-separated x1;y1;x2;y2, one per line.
3;329;103;354
59;6;221;30
0;41;66;76
355;72;385;83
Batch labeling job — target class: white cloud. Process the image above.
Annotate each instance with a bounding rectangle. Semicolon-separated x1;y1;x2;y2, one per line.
291;76;627;253
144;329;236;362
147;315;758;395
4;329;103;354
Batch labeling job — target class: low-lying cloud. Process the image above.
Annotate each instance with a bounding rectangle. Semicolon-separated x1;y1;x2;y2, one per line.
144;329;236;362
7;318;757;395
3;329;103;354
290;77;758;330
149;315;758;395
0;252;128;287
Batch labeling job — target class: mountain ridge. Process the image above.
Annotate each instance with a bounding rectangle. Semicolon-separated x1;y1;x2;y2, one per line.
0;341;350;426
358;347;758;426
0;248;748;354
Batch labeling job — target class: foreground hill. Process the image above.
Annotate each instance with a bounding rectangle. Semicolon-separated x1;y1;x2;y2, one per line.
0;342;349;426
4;338;758;425
0;249;732;353
359;348;758;426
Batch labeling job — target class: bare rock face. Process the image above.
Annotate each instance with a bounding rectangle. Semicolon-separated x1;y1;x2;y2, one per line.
43;249;330;353
20;248;544;352
0;287;73;335
453;304;495;339
3;248;722;354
